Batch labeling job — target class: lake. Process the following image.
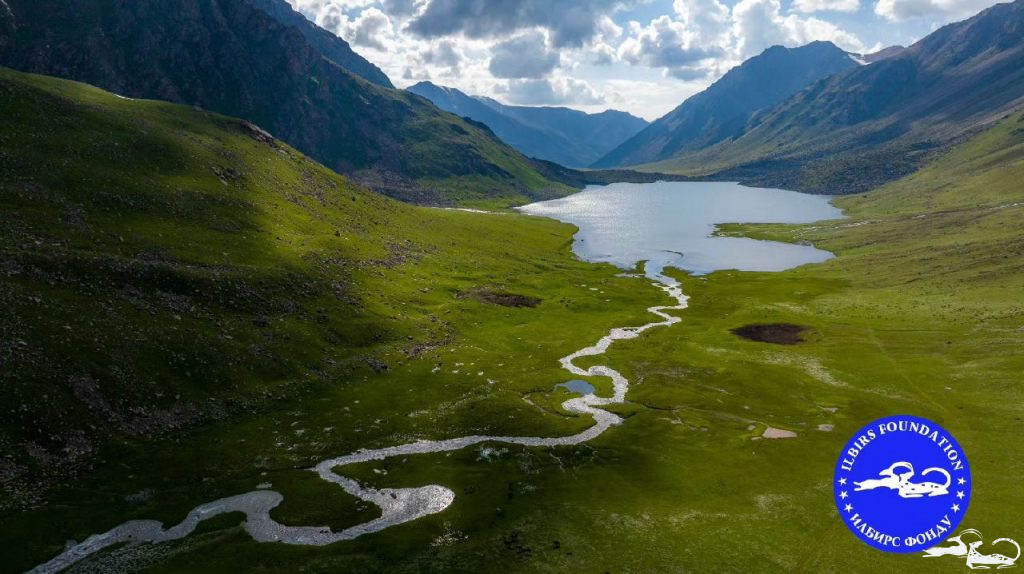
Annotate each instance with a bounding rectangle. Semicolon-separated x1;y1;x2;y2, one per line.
518;181;844;277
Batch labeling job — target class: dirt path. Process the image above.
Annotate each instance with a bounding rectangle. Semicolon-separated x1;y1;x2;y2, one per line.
31;267;688;574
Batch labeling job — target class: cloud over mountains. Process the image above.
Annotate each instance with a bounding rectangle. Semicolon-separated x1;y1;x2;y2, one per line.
407;0;623;47
284;0;1005;119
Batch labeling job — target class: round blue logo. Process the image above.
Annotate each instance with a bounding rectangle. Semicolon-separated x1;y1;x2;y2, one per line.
834;415;972;553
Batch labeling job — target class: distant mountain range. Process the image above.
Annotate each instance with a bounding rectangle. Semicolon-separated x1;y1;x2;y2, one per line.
602;0;1024;194
2;0;1018;199
408;82;648;167
0;0;568;204
593;41;860;169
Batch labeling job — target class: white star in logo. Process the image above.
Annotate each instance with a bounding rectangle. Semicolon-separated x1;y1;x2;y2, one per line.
951;504;961;513
957;491;965;500
958;477;966;485
838;478;847;486
844;504;853;513
840;491;848;500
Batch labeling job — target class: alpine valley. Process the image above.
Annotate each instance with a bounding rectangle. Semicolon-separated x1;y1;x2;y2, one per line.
0;1;1022;573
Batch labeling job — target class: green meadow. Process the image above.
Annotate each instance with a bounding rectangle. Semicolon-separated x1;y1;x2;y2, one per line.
2;68;1022;573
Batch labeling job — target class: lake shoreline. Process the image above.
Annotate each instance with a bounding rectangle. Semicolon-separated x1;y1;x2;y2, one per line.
517;180;844;276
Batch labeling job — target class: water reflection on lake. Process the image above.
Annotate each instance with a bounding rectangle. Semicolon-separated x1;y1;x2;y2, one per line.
519;181;844;277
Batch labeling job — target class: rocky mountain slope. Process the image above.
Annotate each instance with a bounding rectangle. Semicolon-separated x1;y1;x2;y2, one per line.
245;0;393;88
642;0;1024;194
593;41;858;168
0;0;567;204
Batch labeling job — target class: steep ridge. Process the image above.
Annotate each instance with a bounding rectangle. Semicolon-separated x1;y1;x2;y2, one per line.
245;0;393;88
408;81;648;167
648;0;1024;194
0;0;566;204
859;45;905;63
593;41;858;168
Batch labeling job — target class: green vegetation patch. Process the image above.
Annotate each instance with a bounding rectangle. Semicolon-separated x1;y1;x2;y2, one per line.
2;68;1023;573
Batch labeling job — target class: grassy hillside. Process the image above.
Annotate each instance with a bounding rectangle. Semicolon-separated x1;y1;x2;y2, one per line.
673;110;1024;568
0;66;662;529
0;0;571;205
2;67;1023;573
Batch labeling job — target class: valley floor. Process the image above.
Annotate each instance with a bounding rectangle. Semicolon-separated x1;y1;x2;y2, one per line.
3;71;1023;573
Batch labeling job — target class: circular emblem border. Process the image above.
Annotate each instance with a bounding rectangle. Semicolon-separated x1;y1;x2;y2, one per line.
833;414;972;554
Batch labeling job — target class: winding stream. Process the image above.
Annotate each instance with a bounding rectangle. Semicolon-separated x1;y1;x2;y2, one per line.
31;267;689;574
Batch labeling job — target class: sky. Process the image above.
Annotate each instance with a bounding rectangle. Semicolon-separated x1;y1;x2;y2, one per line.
285;0;1006;120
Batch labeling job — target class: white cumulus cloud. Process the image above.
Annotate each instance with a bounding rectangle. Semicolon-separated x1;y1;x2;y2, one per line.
496;76;606;105
732;0;866;57
874;0;1001;21
344;7;395;50
618;15;723;76
613;0;866;81
277;0;997;118
793;0;861;13
488;31;560;79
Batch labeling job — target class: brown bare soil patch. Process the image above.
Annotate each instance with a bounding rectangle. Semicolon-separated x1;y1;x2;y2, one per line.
731;323;807;345
458;288;541;308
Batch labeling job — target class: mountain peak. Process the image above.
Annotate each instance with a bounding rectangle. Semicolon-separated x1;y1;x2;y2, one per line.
593;39;858;168
802;39;843;51
754;40;850;65
630;0;1024;194
758;41;846;59
409;81;465;98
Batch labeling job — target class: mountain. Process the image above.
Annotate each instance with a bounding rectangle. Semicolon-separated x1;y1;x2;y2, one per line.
494;101;650;165
0;0;567;205
642;0;1024;194
593;41;858;168
245;0;393;88
858;45;905;63
408;81;648;167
